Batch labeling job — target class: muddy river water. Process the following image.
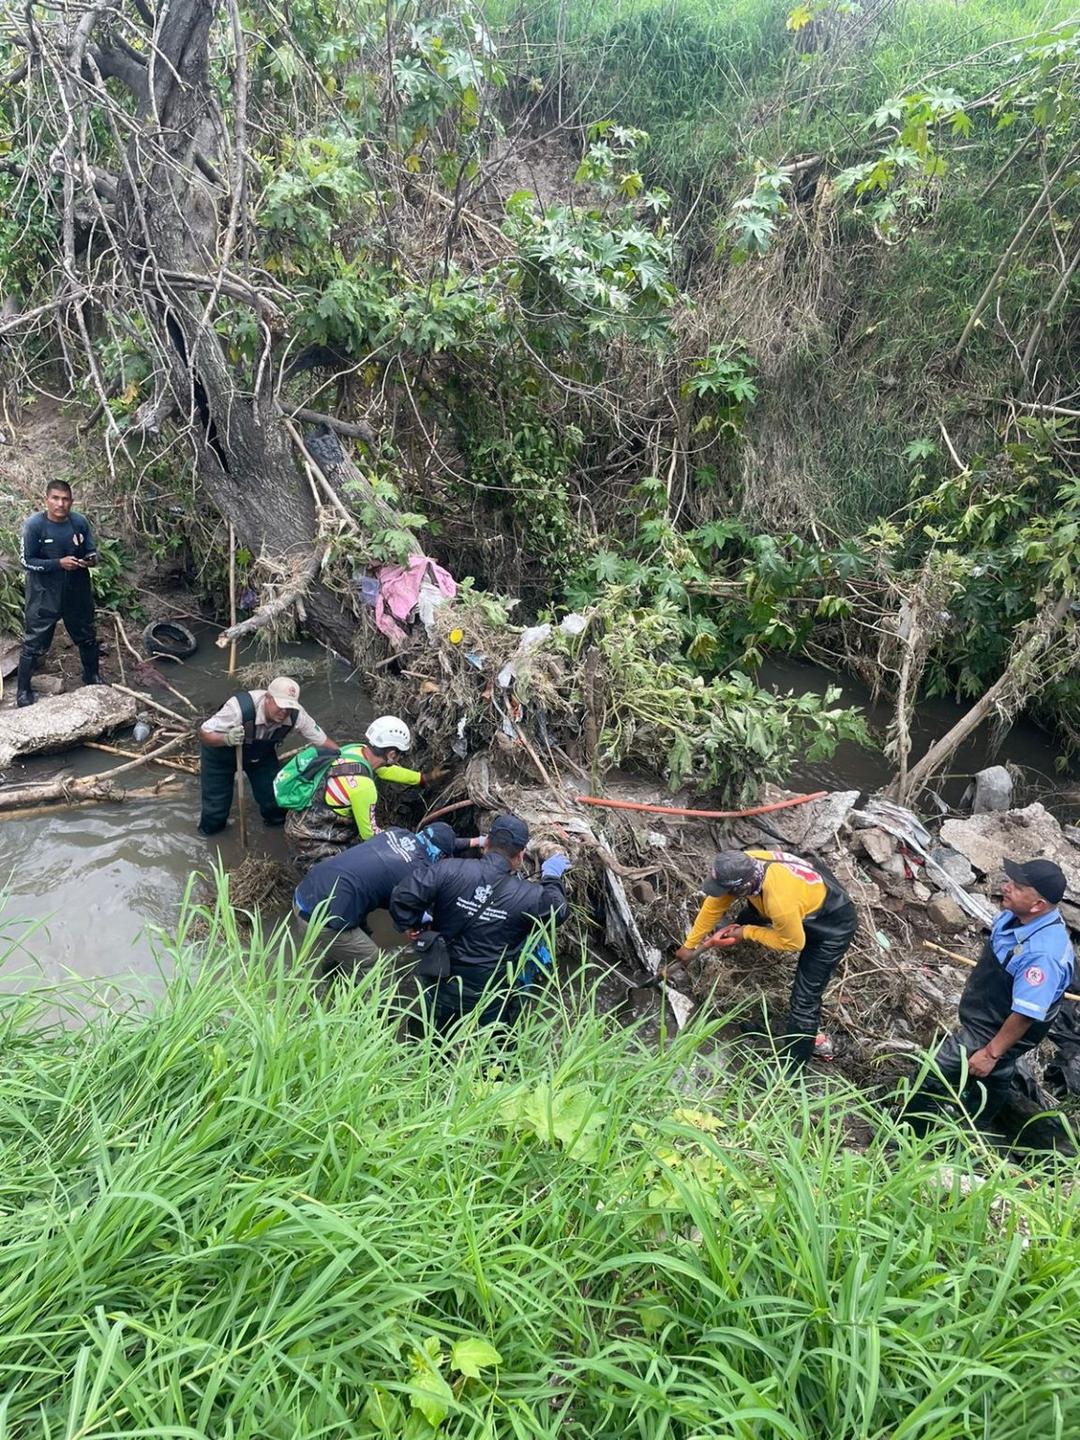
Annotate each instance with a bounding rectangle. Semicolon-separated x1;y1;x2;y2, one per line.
0;635;1074;999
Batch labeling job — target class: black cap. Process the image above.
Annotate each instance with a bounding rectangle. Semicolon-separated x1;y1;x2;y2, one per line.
419;822;457;857
1003;857;1067;905
487;813;529;851
703;851;760;898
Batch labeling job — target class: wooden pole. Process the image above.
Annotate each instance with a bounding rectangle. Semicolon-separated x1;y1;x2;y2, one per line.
227;523;238;678
921;939;1080;1003
228;523;248;849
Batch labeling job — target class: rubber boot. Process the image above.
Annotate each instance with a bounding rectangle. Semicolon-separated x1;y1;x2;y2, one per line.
79;642;102;685
16;655;36;707
781;1032;815;1072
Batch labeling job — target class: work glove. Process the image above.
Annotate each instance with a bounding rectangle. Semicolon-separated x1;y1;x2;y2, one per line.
422;763;451;784
224;725;245;747
541;853;571;880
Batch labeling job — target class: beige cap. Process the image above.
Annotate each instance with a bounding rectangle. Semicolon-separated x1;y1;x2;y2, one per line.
266;676;301;710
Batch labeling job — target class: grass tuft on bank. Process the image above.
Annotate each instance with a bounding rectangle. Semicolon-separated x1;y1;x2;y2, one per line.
0;889;1077;1436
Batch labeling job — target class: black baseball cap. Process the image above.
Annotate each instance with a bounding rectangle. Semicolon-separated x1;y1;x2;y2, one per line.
703;851;759;898
1003;858;1067;905
487;813;529;850
419;822;457;857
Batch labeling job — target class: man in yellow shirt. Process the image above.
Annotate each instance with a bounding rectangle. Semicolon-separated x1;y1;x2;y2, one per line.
674;848;857;1068
285;714;449;867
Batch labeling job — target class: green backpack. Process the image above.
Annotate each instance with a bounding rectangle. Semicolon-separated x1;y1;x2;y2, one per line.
273;744;370;811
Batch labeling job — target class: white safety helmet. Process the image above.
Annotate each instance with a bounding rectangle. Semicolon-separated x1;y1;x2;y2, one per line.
365;715;412;752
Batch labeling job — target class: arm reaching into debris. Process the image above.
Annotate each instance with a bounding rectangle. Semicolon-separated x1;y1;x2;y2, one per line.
676;895;734;958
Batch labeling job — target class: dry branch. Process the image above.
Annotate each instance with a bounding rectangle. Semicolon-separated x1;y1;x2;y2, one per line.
215;545;327;647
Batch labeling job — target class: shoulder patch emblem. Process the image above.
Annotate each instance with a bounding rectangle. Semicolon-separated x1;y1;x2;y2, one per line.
1024;966;1045;986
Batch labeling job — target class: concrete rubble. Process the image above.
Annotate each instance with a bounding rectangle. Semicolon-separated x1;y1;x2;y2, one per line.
0;686;138;768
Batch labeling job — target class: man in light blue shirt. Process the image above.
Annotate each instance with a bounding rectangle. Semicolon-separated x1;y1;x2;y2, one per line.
903;857;1075;1134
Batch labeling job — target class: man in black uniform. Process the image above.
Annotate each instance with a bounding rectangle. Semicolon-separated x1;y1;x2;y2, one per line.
293;822;481;977
197;677;339;836
389;813;570;1036
17;480;101;705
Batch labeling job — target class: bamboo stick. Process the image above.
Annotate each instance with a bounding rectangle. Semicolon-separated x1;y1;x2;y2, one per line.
81;740;198;774
228;523;238;678
110;684;192;727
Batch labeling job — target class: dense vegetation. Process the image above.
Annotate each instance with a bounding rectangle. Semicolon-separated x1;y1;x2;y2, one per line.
0;891;1077;1436
0;0;1077;780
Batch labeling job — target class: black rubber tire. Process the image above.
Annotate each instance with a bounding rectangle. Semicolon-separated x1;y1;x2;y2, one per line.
142;620;198;660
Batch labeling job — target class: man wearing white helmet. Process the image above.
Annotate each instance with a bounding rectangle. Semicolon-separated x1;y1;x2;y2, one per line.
284;713;450;867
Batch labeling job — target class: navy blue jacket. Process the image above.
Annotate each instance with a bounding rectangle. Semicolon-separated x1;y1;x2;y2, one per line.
295;827;471;931
389;851;569;969
21;511;97;574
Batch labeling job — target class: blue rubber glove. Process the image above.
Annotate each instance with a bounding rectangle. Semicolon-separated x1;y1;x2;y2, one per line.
540;853;570;880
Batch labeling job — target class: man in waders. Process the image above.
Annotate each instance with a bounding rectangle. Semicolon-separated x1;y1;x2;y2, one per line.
17;480;102;705
197;677;339;837
284;715;448;867
901;858;1074;1134
674;848;858;1068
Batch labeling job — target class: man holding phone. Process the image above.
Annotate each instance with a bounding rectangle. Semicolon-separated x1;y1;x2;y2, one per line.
17;480;102;705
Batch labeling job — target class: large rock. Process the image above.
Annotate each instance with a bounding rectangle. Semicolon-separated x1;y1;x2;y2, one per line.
929;845;976;890
940;804;1080;897
0;685;138;767
972;765;1013;814
926;893;969;934
855;826;897;866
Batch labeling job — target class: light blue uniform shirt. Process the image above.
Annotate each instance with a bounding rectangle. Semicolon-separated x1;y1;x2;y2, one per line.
989;907;1074;1021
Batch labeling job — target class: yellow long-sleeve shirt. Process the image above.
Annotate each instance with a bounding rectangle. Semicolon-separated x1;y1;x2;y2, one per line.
322;749;423;841
683;849;829;953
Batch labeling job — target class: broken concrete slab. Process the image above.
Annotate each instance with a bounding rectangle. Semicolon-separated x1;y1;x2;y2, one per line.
940;803;1080;896
0;685;138;767
855;826;897;865
732;788;860;854
926;893;970;933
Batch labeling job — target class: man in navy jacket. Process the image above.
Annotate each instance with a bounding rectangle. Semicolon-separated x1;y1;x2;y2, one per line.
390;813;570;1035
293;823;478;976
18;480;101;704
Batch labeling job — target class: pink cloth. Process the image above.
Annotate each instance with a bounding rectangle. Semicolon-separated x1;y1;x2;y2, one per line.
374;554;457;642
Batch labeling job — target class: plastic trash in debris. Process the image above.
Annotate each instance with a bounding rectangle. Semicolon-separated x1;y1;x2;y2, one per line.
813;1033;835;1061
449;628;464;644
517;624;552;653
497;662;514;689
875;929;892;951
452;715;468;759
133;716;152;744
560;612;588;636
353;575;379;607
463;652;485;669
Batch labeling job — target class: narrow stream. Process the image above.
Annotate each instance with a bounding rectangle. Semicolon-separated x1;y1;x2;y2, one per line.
0;627;372;998
0;637;1073;1001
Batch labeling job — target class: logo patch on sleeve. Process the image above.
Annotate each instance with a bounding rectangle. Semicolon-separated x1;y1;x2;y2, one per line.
1024;966;1045;986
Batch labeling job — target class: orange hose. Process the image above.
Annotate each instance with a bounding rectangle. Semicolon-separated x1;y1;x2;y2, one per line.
419;798;473;825
574;790;829;820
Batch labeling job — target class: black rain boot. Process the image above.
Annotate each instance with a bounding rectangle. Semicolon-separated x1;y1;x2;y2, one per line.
79;643;103;686
16;655;35;707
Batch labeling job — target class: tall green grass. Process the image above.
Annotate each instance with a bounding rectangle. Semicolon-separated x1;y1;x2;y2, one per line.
0;883;1077;1436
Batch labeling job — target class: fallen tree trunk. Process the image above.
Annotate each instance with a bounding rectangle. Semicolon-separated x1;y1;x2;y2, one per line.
895;592;1072;802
